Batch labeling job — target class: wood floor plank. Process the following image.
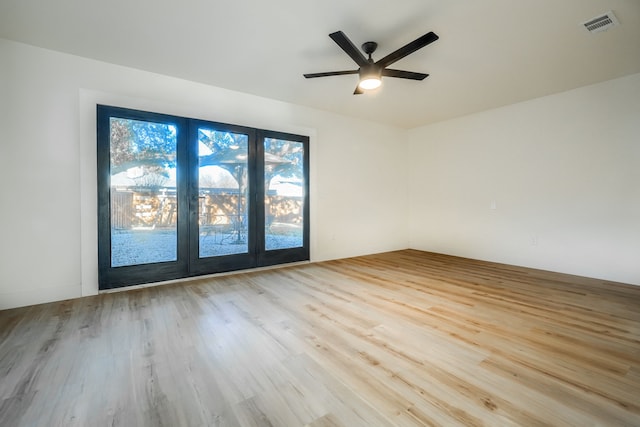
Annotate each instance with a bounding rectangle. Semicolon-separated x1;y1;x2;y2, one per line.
1;250;639;426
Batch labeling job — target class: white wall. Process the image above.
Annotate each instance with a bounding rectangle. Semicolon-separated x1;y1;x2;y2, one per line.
408;73;640;285
0;39;408;309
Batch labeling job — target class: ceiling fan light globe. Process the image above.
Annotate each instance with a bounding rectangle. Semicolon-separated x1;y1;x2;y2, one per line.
359;78;382;90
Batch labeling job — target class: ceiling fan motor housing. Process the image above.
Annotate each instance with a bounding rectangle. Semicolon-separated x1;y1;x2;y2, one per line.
359;62;382;80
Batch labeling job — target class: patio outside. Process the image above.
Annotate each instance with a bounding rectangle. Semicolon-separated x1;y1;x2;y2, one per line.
109;118;304;268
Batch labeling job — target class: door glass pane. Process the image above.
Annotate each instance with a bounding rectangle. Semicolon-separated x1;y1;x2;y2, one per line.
109;118;177;267
264;138;304;250
198;129;249;258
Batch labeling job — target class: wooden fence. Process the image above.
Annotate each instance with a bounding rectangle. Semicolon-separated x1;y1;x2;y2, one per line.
111;188;301;230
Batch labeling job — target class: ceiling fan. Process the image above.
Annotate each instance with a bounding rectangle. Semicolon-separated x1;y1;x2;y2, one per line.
304;30;439;94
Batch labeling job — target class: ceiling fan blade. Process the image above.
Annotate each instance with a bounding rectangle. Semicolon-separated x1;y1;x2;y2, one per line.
304;70;359;78
329;31;369;67
353;84;364;95
382;69;429;80
376;32;439;68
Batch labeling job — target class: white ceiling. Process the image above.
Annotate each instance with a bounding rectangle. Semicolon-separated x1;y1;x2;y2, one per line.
1;0;639;128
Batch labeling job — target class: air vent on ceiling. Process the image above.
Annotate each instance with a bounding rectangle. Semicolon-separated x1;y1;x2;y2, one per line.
582;11;619;33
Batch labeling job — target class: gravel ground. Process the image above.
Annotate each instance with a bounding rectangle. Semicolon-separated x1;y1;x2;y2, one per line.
111;229;302;267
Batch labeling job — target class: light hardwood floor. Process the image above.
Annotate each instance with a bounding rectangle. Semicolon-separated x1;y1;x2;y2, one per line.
1;250;639;426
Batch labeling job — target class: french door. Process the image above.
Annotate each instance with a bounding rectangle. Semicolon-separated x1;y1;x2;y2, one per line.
97;105;309;290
